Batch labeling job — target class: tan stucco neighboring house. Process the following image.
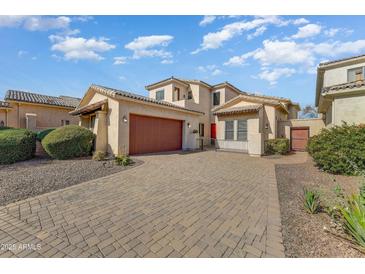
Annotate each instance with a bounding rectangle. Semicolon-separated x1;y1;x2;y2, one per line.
316;54;365;126
0;90;80;131
71;78;300;156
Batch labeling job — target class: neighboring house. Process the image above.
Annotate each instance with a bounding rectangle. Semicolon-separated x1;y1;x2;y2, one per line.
316;54;365;126
0;90;80;131
71;78;300;156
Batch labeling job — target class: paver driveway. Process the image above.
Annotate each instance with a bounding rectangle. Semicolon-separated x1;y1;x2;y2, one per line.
0;151;285;258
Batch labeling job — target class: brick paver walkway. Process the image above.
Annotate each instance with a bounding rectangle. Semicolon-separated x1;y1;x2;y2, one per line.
0;151;287;258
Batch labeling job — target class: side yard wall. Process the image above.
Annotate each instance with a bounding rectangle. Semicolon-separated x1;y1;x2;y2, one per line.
278;118;325;139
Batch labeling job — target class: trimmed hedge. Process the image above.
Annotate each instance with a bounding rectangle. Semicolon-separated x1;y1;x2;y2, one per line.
307;123;365;175
265;138;290;155
0;127;36;164
36;128;55;141
42;125;95;160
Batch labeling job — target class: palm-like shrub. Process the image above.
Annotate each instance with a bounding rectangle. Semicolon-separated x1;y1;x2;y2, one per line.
338;195;365;248
303;188;321;214
307;123;365;175
42;125;95;160
0;127;36;164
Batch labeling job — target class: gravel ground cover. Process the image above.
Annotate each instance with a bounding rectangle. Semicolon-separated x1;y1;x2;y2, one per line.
0;157;143;206
275;157;365;257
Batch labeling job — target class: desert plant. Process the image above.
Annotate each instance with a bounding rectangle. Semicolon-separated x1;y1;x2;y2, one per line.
360;180;365;200
93;151;106;161
264;138;290;155
42;125;95;160
303;188;321;214
333;184;345;199
115;154;132;166
337;194;365;248
36;128;55;141
307;123;365;175
0;127;36;164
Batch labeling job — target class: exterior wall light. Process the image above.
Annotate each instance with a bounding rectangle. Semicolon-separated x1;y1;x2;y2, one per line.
123;115;128;123
187;122;191;128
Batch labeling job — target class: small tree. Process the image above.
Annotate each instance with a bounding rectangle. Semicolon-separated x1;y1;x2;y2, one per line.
299;105;318;119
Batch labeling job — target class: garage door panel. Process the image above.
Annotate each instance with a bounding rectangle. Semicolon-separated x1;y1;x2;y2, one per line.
129;114;182;155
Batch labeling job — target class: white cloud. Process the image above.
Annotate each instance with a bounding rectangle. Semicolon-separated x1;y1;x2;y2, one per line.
161;59;173;64
292;23;322;39
324;27;353;37
225;38;365;83
125;35;174;62
118;75;126;81
258;68;296;85
199;16;216;26
49;35;116;61
73;16;94;22
197;64;222;76
292;18;310;25
247;26;267;40
0;16;72;31
113;56;128;65
192;16;289;54
24;16;71;31
0;16;25;27
224;51;256;66
17;50;28;58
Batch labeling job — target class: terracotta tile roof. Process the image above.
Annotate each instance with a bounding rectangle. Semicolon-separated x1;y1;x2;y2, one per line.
319;54;365;67
5;90;80;108
322;79;365;93
0;101;11;108
213;105;263;115
90;84;205;115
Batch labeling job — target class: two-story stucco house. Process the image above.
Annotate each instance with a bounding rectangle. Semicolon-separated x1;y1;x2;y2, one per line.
316;54;365;126
71;77;300;156
0;90;80;131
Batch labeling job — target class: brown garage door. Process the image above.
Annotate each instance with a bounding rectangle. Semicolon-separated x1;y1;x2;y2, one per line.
129;114;183;155
291;127;309;151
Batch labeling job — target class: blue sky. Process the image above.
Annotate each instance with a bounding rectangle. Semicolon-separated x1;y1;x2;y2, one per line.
0;15;365;106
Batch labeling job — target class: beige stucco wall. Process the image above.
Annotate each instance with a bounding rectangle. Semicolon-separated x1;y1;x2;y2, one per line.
323;61;365;87
332;94;365;125
278;118;325;139
3;102;78;130
0;109;8;126
214;111;263;155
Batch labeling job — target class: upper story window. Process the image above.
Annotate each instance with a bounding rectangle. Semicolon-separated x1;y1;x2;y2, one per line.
187;90;193;100
213;92;220;106
348;67;364;82
156;89;165;101
173;87;180;101
237;120;248;141
61;120;70;126
225;121;234;140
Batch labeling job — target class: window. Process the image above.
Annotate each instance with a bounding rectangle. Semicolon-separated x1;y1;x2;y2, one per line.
187;90;193;100
90;115;96;130
225;121;234;140
61;120;70;126
348;67;364;82
213;92;220;106
199;123;205;137
174;87;180;101
156;89;165;101
237;120;248;141
0;121;4;127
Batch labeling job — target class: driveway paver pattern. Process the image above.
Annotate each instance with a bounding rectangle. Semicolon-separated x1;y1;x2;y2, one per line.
0;151;287;257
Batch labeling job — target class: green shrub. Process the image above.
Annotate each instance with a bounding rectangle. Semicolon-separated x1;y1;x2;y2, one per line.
264;138;289;155
307;123;365;175
115;154;132;166
0;127;36;164
36;128;55;141
42;125;95;160
93;151;106;161
338;195;365;248
303;188;321;214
